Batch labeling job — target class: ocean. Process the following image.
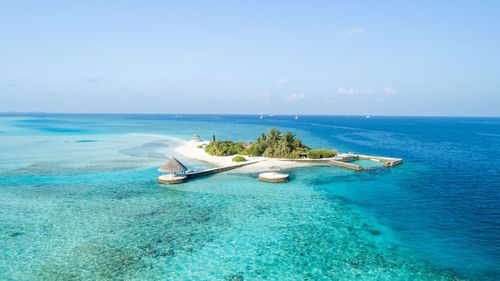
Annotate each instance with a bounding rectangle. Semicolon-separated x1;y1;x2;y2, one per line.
0;114;498;280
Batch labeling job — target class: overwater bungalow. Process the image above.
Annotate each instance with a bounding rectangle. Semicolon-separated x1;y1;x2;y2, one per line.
259;166;289;183
259;172;289;183
158;157;188;184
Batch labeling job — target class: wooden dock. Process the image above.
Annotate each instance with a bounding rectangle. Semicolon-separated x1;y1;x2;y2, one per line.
185;160;262;180
283;158;364;171
285;154;402;171
159;153;402;184
326;159;365;171
183;154;401;176
357;155;403;167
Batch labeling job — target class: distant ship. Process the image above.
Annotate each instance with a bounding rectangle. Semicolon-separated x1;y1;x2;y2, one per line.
366;115;371;119
294;115;299;120
259;115;263;119
268;114;275;118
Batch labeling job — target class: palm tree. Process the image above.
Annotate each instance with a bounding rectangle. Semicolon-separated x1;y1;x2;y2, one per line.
282;131;296;150
268;128;282;146
293;139;307;151
274;131;295;157
256;132;267;144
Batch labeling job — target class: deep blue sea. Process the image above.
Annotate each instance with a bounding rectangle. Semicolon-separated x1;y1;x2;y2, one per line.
0;114;499;280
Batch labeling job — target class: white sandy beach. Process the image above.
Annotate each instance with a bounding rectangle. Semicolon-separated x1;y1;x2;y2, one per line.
174;140;319;173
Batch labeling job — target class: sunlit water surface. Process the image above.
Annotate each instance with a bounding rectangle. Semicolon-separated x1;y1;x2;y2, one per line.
0;114;499;280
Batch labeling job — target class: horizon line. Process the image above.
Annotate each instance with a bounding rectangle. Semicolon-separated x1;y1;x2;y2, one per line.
0;112;499;118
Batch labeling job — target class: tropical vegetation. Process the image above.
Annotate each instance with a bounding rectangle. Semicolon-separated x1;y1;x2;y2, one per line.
205;128;336;159
307;149;336;159
232;156;247;162
204;140;245;156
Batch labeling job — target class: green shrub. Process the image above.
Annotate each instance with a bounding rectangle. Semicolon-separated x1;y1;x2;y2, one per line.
245;142;266;156
263;146;275;158
232;156;247;162
232;142;246;154
307;149;335;159
205;141;246;156
290;150;309;159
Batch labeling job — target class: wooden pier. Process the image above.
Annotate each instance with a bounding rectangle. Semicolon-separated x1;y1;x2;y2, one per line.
182;154;401;178
357;155;403;167
185;160;262;179
159;160;262;184
159;154;402;184
326;159;365;171
285;154;402;171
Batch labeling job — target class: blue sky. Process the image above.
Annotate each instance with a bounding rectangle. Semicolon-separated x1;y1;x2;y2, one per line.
1;0;499;116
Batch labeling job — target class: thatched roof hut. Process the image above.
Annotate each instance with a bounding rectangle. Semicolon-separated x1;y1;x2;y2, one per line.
158;157;188;174
242;141;253;149
259;172;289;183
268;166;282;171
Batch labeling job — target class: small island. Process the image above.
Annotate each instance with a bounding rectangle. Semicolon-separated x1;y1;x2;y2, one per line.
159;128;403;184
204;128;335;159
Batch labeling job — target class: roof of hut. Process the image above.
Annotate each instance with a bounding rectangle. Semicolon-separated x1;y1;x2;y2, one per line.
158;157;188;173
242;141;253;148
268;166;282;171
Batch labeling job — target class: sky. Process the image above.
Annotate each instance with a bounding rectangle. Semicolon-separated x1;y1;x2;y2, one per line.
1;0;499;116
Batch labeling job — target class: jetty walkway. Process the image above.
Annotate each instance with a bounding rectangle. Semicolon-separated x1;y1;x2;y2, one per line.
286;154;403;171
357;155;403;167
158;159;263;184
185;160;262;179
158;154;402;184
185;153;402;177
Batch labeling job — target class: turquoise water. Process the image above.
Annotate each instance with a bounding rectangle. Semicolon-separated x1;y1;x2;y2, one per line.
0;114;498;280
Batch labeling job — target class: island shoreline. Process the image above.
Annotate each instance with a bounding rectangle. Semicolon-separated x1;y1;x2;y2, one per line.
174;140;324;173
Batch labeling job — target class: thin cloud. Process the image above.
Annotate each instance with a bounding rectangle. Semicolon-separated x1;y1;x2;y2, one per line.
383;86;397;95
285;93;305;103
337;87;365;95
251;91;272;104
84;77;105;83
346;26;365;36
275;78;289;85
254;91;271;98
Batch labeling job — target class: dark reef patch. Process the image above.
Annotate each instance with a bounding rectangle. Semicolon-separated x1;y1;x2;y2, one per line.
10;231;25;238
225;274;244;281
15;119;88;133
75;139;97;143
369;229;382;236
119;141;169;159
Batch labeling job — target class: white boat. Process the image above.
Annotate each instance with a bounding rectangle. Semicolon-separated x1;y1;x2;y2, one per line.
294;115;299;120
366;115;371;119
259;115;263;119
